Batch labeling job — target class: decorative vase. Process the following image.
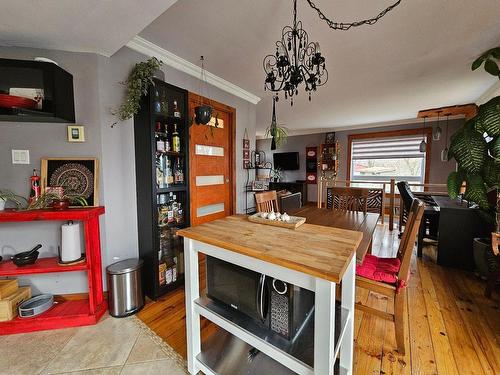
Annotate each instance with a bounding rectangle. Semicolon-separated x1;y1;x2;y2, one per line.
52;199;70;210
0;198;5;211
194;105;212;125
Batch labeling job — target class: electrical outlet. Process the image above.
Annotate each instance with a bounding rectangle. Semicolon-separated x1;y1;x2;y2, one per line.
12;150;30;164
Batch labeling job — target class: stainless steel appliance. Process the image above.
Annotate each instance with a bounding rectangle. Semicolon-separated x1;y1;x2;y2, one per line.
206;256;314;340
106;258;144;317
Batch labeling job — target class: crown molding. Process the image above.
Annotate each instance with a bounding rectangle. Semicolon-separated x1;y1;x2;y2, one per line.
476;79;500;105
126;36;261;105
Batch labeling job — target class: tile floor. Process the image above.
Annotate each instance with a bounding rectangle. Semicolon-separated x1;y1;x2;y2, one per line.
0;314;188;375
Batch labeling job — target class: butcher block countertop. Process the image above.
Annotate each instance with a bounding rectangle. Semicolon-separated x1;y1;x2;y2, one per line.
178;215;363;283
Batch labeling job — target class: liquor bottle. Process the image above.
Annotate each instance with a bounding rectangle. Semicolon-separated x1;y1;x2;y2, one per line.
171;194;179;222
158;194;168;226
160;93;169;115
164;157;174;186
175;202;184;224
173;100;181;118
165;255;175;285
172;255;178;283
156;154;165;188
158;249;166;286
174;157;184;185
172;124;181;153
155;122;165;152
29;169;41;203
164;124;171;152
167;192;175;224
153;90;161;113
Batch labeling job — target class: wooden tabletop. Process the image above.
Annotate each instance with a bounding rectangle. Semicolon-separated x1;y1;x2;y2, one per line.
178;215;363;283
290;206;380;263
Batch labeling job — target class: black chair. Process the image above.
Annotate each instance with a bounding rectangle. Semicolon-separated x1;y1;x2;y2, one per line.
397;181;439;257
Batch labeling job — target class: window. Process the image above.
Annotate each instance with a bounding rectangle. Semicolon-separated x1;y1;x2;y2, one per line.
348;130;430;191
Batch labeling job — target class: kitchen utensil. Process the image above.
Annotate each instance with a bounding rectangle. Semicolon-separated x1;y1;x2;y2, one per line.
18;294;54;318
11;244;42;266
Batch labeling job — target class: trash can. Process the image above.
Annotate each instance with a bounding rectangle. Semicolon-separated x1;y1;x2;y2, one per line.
106;258;144;317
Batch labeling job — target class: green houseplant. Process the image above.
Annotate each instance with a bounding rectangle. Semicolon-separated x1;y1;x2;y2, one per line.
27;191;88;210
0;189;27;210
112;57;162;126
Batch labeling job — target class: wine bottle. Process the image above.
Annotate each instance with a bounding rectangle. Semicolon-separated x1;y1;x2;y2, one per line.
172;124;180;153
167;192;175;224
156;154;165;188
173;100;181;118
153;90;161;113
155;122;165;152
164;124;171;152
165;157;174;186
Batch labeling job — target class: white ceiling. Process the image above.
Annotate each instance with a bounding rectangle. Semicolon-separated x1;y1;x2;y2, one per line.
0;0;177;56
139;0;500;134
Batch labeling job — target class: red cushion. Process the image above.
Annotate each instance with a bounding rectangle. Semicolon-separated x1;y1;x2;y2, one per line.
356;254;401;284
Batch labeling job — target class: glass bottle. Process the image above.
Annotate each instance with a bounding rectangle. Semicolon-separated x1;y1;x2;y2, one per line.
158;249;166;286
156;154;165;188
160;93;169;115
174;157;184;185
165;255;175;285
165;157;174;187
164;124;171;152
175;202;184;224
173;100;181;118
172;124;181;153
155;122;165;152
167;192;175;224
153;90;161;113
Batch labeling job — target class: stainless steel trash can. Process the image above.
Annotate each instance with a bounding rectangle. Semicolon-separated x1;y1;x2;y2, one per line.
106;258;144;317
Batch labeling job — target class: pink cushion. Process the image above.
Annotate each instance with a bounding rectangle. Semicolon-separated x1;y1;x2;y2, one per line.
356;254;401;284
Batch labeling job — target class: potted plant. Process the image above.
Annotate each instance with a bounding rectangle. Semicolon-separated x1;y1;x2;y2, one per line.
112;57;163;127
0;189;27;210
27;191;88;210
447;46;499;277
270;167;283;182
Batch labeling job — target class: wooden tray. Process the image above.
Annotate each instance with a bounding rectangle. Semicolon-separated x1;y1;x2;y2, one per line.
248;213;306;229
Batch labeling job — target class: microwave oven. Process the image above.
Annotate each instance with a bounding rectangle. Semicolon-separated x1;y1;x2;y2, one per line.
206;256;314;340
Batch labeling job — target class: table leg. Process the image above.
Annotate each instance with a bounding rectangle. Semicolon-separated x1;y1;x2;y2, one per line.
340;256;355;373
314;277;336;375
184;238;201;374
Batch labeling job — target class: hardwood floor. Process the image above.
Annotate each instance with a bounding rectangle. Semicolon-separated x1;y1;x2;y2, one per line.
138;222;500;374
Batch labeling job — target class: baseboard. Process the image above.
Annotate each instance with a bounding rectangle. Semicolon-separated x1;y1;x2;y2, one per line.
55;292;108;302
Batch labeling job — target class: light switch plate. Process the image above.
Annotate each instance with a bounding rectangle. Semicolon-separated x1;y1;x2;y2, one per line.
12;150;30;164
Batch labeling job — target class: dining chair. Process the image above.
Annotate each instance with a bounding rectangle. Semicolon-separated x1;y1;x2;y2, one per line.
254;190;279;213
355;199;424;355
329;186;369;214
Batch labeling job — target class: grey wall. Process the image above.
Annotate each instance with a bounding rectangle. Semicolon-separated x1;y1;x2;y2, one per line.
256;133;325;202
257;118;464;201
0;45;256;294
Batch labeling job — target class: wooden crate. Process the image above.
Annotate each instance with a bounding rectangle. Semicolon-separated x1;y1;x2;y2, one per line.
0;279;18;299
0;286;31;321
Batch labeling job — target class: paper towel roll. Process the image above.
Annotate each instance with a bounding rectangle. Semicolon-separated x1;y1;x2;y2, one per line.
61;221;82;262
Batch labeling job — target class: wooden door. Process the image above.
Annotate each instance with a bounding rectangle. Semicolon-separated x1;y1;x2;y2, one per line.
188;93;235;226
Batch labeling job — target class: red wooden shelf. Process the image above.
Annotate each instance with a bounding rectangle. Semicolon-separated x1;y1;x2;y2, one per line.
0;257;87;277
0;206;105;223
0;299;107;335
0;206;106;335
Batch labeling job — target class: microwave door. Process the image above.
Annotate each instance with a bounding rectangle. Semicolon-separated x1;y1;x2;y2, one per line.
256;274;268;322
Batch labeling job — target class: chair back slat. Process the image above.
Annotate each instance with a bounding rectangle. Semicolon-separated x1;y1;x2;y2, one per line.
397;199;424;283
255;190;279;213
330;187;369;214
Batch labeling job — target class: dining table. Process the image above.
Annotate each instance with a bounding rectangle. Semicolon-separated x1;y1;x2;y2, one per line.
289;206;380;264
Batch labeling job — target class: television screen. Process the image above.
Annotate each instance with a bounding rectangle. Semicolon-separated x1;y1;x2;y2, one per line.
273;152;300;170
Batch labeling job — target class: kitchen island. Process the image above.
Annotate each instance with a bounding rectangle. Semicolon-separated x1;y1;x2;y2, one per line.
178;215;362;375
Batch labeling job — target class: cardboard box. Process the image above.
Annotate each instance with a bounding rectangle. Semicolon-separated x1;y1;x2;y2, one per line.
0;286;31;321
0;279;19;299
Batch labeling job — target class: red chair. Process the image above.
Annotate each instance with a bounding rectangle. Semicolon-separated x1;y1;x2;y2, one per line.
355;199;424;354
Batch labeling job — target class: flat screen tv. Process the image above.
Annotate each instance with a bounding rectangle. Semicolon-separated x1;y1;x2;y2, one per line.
273;152;299;170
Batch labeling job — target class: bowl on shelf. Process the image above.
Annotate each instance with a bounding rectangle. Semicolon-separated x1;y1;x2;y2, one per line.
11;244;42;266
52;199;70;210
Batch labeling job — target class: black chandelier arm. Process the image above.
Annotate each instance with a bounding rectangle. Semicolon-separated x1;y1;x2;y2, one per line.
305;0;402;31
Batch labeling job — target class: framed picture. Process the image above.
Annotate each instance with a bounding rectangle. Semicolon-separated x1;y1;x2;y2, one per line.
41;157;99;206
325;132;336;145
67;125;85;142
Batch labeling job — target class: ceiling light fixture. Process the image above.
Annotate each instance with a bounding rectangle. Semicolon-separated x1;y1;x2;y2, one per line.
419;116;427;153
433;111;442;141
263;0;402;105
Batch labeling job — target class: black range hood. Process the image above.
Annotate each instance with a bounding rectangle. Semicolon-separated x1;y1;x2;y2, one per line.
0;58;75;123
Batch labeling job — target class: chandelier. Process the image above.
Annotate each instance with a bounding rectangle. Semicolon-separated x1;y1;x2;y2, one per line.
263;0;402;105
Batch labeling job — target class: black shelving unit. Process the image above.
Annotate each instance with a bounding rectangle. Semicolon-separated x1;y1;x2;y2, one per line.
134;79;189;300
244;162;272;214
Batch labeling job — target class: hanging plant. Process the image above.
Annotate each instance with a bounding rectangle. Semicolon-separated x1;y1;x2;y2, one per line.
265;96;288;150
193;56;213;126
112;57;162;127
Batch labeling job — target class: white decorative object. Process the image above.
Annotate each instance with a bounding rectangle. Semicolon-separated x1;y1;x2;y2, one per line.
61;221;82;262
261;212;268;219
268;211;277;221
282;213;290;222
0;198;5;211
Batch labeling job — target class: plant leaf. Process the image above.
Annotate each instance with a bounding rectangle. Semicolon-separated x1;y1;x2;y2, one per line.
484;59;500;77
475;96;500;137
449;123;487;174
464;174;489;209
472;55;485;71
447;171;464;199
490;47;500;59
482;157;500;187
491;135;500;159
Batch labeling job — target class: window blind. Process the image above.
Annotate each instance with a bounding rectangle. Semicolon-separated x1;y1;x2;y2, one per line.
351;136;425;160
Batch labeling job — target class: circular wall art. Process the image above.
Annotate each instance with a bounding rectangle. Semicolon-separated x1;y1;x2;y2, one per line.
49;163;94;199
